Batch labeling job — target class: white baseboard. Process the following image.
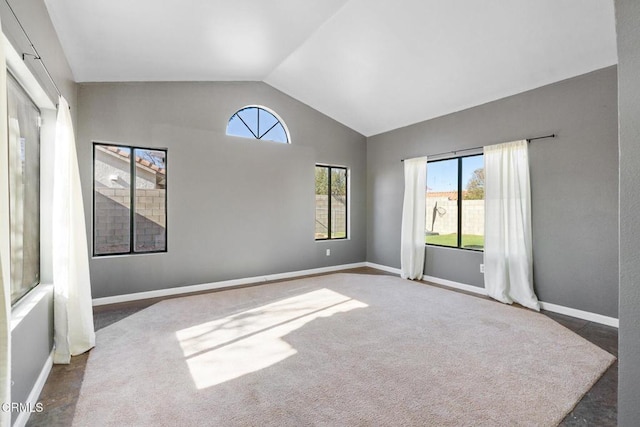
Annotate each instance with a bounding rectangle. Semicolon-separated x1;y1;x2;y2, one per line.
364;262;401;275
539;301;619;328
93;262;367;306
92;260;619;328
366;263;619;328
13;350;53;427
423;275;488;296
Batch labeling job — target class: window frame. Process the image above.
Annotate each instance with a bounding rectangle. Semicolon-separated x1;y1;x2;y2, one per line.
315;164;349;241
226;105;291;144
426;153;484;252
92;141;168;257
7;71;42;305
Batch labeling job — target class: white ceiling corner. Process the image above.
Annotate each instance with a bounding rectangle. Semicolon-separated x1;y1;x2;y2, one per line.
44;0;617;136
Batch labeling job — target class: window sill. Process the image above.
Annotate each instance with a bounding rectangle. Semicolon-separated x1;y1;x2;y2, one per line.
92;250;167;260
11;283;53;332
426;244;484;253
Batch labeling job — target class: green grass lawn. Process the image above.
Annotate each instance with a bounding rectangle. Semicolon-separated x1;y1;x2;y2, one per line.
425;233;484;249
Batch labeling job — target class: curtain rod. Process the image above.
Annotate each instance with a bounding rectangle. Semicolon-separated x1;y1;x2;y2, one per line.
400;134;556;162
5;0;63;99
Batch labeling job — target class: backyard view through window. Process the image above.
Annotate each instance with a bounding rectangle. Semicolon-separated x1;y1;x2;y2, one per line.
426;154;484;250
94;143;167;255
315;165;347;240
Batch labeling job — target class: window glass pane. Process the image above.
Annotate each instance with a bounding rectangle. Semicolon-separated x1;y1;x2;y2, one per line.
7;74;40;304
261;122;287;143
133;149;167;253
330;168;347;239
461;155;484;250
258;108;278;138
237;107;258;136
94;145;131;255
426;158;458;247
315;166;329;239
227;114;255;139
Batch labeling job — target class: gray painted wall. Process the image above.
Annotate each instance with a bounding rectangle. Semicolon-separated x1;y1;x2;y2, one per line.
616;0;640;424
367;66;618;318
0;0;77;422
10;290;53;424
77;82;366;298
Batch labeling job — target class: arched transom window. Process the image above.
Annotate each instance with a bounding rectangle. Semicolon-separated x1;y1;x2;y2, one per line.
227;105;290;143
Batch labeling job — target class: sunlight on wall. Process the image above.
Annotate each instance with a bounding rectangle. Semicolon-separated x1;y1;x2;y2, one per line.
176;288;368;389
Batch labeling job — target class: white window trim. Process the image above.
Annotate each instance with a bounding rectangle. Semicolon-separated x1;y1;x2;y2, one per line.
2;34;57;314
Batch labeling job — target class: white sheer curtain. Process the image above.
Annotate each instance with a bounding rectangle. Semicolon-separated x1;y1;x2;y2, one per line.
483;140;540;311
53;97;95;364
401;157;427;280
0;24;11;426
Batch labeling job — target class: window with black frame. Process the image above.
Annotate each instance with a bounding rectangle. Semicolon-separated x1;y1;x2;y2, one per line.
315;165;348;240
93;143;167;256
425;154;484;250
7;72;41;304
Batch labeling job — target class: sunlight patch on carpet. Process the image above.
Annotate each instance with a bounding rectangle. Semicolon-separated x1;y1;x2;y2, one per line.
175;288;368;389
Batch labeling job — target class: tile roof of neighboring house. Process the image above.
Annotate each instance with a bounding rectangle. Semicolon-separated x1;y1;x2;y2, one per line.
426;190;468;201
103;145;166;175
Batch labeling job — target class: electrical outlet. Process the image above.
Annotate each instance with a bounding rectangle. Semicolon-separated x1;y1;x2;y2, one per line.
480;264;484;274
326;249;331;256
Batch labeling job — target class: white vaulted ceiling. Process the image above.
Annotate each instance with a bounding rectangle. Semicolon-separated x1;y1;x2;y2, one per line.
44;0;617;136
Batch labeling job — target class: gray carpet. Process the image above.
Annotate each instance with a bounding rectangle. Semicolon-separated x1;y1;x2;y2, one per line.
72;273;615;426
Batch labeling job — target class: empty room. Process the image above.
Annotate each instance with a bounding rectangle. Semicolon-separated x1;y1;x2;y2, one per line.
1;0;640;426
